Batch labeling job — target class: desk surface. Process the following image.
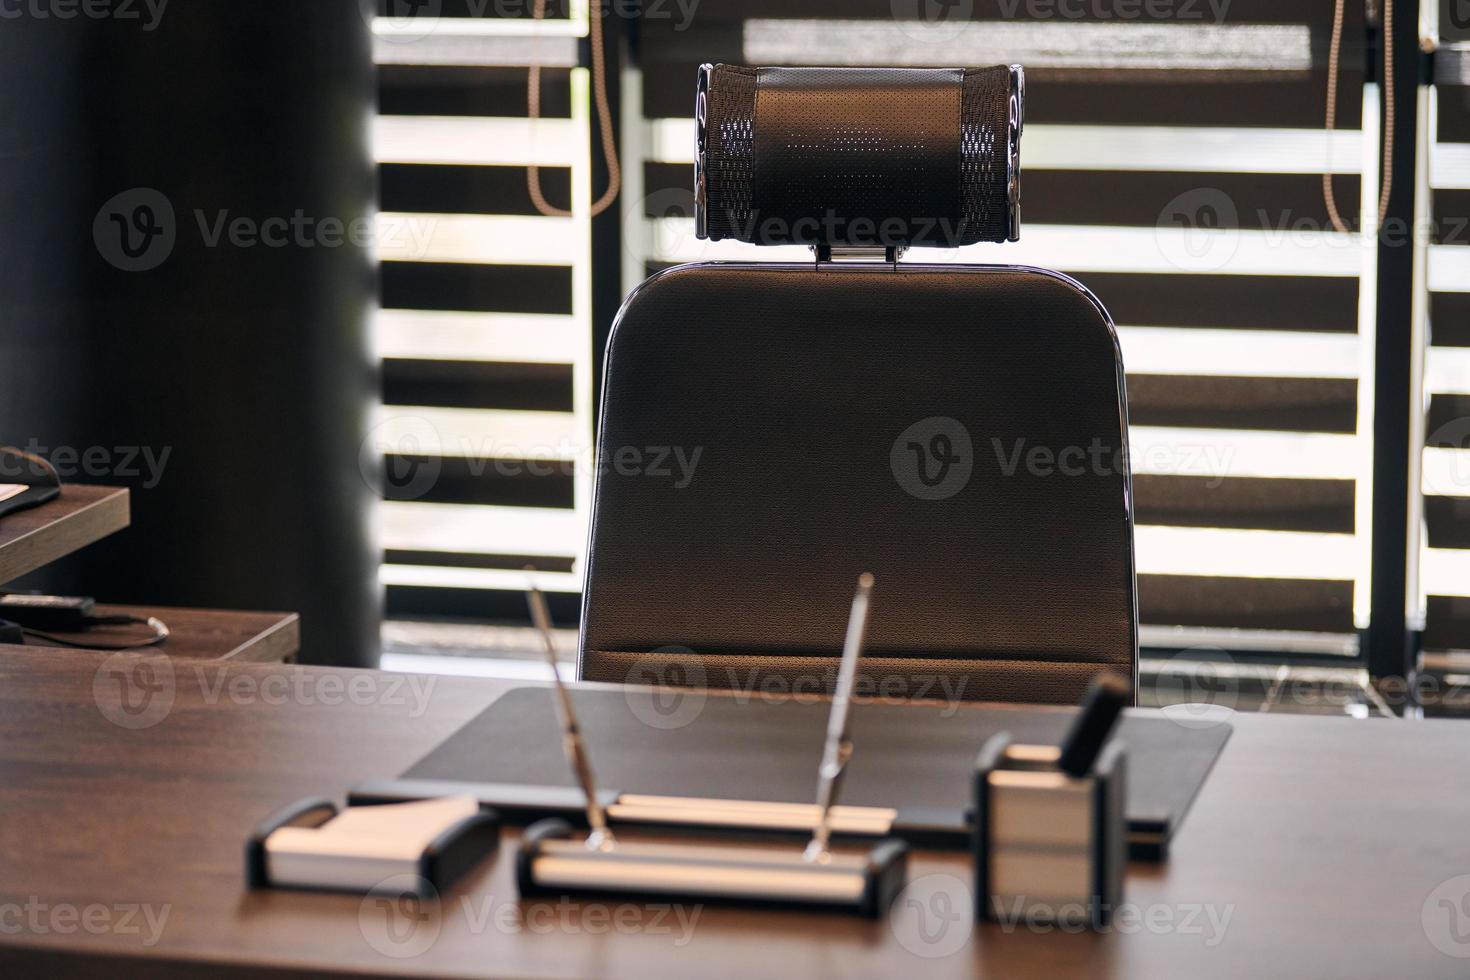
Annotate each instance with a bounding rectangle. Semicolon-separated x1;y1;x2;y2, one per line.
1;650;1468;978
0;605;300;663
0;485;129;584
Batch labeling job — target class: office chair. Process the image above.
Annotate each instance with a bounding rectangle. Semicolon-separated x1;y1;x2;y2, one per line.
579;65;1136;704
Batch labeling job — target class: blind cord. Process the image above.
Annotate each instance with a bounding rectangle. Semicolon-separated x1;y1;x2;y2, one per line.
528;0;622;219
1324;0;1395;234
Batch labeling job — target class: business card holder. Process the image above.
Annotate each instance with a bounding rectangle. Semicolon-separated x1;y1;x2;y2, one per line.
245;796;501;896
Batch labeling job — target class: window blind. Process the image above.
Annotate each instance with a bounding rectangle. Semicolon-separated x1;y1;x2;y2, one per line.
1423;11;1470;656
371;1;1433;662
631;0;1374;655
370;2;595;623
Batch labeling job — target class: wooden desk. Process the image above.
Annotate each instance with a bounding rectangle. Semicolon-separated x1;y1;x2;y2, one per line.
0;606;300;663
0;650;1467;978
0;485;129;584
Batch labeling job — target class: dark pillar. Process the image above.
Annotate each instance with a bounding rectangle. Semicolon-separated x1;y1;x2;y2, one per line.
1366;0;1424;691
0;1;379;666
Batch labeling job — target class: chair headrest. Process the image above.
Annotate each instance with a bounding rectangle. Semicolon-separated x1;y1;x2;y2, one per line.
695;64;1022;250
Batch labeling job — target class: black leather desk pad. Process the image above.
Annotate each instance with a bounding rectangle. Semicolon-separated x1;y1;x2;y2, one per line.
398;687;1231;858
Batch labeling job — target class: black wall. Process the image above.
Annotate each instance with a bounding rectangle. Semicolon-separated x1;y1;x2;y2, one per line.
0;1;379;666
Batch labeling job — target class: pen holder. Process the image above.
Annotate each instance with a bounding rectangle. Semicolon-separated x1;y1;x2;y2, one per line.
973;732;1126;929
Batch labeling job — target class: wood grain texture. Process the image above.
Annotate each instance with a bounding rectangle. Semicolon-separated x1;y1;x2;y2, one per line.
0;485;130;585
0;650;1467;978
0;606;300;663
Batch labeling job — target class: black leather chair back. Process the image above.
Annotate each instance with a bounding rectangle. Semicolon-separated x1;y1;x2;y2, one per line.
579;65;1136;705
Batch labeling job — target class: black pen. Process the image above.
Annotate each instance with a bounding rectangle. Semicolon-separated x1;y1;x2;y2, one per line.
1056;673;1131;778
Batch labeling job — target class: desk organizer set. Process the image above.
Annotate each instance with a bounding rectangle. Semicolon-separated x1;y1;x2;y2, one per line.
248;574;1132;926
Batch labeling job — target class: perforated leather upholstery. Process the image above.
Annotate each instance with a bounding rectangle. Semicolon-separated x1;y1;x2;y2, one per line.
580;264;1136;705
700;65;1017;247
